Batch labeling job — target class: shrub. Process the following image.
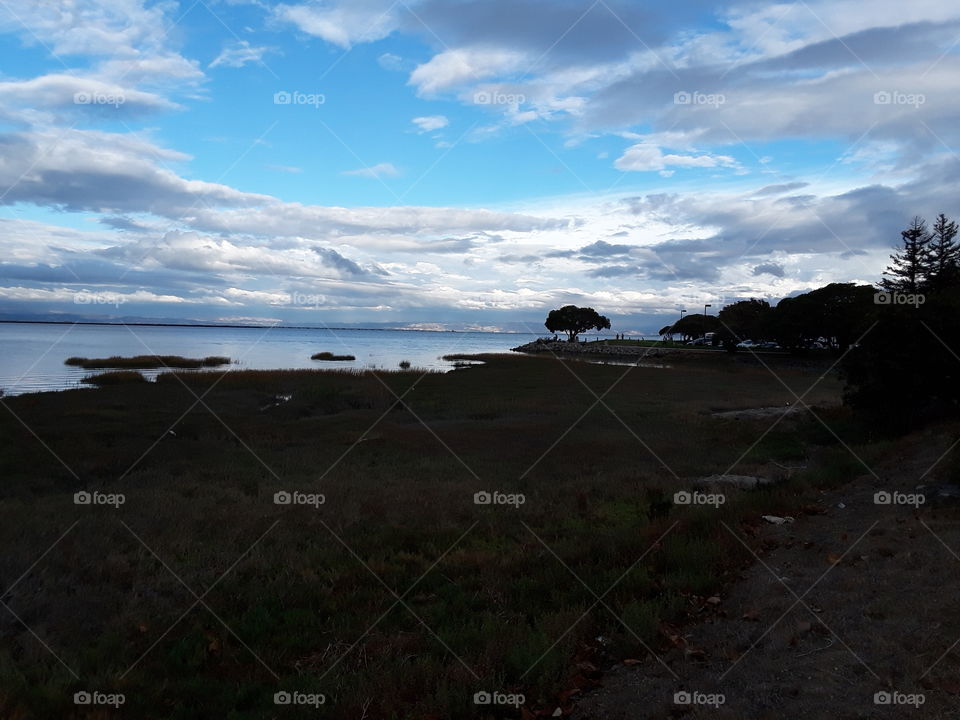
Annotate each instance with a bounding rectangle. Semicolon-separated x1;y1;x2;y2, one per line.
311;352;356;361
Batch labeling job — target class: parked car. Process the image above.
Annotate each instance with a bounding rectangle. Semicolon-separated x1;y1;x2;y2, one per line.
735;340;755;349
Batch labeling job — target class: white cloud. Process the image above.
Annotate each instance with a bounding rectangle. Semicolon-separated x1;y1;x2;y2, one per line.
378;52;403;71
412;115;449;133
343;162;400;179
0;0;175;57
409;48;527;95
273;0;400;48
210;41;276;69
0;73;178;118
614;144;739;172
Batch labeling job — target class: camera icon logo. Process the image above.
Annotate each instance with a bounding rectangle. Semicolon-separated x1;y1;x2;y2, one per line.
874;691;891;704
473;491;492;505
273;491;292;505
74;490;92;505
73;691;92;704
674;91;692;105
473;91;491;105
274;91;291;105
874;91;891;105
473;691;492;704
874;291;892;305
274;691;292;705
874;491;892;505
73;92;91;105
673;490;692;505
674;691;692;704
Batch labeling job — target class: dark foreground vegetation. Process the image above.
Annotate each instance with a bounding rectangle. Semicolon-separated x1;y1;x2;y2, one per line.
1;351;905;719
4;214;958;718
80;371;149;386
65;355;231;369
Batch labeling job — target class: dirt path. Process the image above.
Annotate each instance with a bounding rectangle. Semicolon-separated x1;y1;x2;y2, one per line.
575;432;960;719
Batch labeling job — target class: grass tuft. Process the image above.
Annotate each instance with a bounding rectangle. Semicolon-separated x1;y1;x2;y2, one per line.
311;351;356;361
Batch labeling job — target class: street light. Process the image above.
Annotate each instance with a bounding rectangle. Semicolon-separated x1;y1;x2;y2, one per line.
704;303;712;317
680;309;687;319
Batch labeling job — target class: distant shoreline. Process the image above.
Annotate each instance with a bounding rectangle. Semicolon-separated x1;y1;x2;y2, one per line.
0;319;535;335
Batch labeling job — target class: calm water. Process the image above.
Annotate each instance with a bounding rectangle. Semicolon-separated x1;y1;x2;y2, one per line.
0;323;539;396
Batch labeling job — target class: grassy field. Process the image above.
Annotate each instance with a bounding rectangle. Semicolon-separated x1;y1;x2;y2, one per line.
0;352;879;718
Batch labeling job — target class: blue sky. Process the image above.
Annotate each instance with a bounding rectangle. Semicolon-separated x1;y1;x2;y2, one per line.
1;0;959;331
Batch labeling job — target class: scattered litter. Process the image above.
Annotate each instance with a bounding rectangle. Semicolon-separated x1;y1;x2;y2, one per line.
259;394;293;411
762;515;795;525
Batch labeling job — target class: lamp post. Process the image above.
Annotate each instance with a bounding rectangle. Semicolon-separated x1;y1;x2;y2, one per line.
704;303;712;317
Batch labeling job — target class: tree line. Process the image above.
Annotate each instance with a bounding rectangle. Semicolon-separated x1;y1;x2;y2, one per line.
545;213;960;430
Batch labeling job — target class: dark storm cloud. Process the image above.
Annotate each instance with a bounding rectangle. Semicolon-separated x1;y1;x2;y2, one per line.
578;240;634;257
753;262;785;278
587;264;641;278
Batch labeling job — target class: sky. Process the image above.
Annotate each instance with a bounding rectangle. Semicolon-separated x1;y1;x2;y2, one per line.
1;0;959;333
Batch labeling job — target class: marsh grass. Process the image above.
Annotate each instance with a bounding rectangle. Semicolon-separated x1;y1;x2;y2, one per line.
80;370;148;386
311;352;356;361
0;353;871;719
64;355;230;369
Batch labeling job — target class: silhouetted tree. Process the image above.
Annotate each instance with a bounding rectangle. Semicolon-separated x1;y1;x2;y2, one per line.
772;283;876;352
667;313;720;342
718;299;773;343
926;213;959;291
881;216;931;293
842;286;960;431
544;305;611;342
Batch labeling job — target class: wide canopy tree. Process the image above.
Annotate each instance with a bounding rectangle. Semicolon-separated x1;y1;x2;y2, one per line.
545;305;611;342
663;313;720;342
717;299;774;343
773;283;876;351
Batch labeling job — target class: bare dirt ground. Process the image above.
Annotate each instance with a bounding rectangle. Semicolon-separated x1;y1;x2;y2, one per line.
575;430;960;720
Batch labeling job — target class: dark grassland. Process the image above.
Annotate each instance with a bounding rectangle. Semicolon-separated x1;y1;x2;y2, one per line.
0;353;882;719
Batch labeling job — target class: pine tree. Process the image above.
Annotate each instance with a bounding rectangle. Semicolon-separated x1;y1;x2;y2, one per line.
926;213;959;290
881;216;931;293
